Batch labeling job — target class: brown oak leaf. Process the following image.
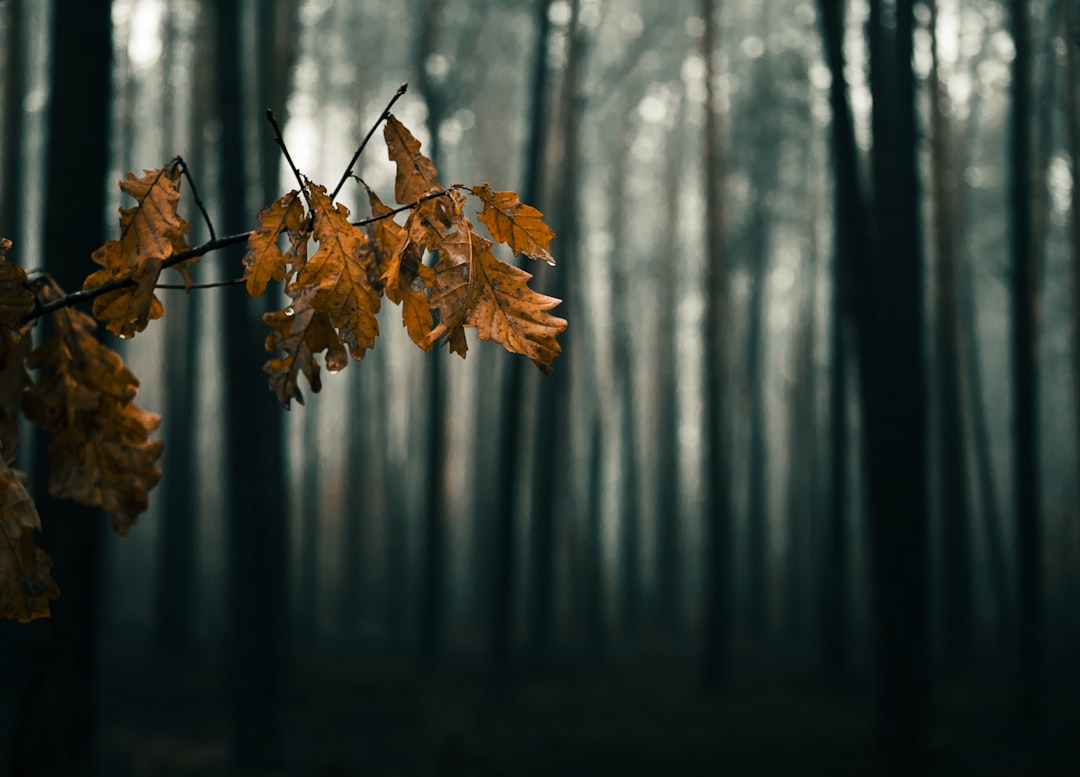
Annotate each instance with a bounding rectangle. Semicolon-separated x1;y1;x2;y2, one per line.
243;190;307;297
263;284;348;408
83;165;190;338
0;461;59;623
384;115;441;204
472;183;556;266
23;287;163;534
298;184;381;361
369;190;435;350
427;205;478;358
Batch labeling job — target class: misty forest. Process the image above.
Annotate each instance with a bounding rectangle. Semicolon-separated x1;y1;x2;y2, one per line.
1;0;1079;774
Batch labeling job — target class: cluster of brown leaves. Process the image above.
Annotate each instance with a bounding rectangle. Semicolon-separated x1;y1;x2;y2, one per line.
250;115;565;407
0;237;162;622
0;111;564;622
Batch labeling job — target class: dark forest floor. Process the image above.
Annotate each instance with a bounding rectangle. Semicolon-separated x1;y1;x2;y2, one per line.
95;640;1080;777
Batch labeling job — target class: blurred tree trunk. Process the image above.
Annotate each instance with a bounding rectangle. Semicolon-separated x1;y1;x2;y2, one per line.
954;24;1011;639
0;0;24;241
488;0;555;676
0;0;24;758
256;0;299;207
817;0;864;685
583;411;607;655
611;109;642;643
700;0;733;691
9;3;112;774
928;0;972;669
298;405;320;639
216;1;289;768
155;0;202;658
384;407;411;650
861;1;929;770
527;0;584;660
959;254;1012;636
343;371;383;637
785;231;816;641
1009;0;1042;724
653;89;685;639
742;55;780;640
416;0;450;664
1065;0;1080;648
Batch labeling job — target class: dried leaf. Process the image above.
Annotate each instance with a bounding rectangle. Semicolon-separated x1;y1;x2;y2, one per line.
0;333;29;466
427;207;478;357
365;189;408;280
384;115;441;204
243;190;306;297
464;233;566;373
0;238;34;348
0;241;34;465
24;289;163;534
83;166;190;338
0;461;59;623
263;285;348;409
472;183;556;266
298;184;381;361
369;189;435;350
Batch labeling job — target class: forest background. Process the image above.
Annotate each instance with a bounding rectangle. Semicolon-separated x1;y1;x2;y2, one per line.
1;0;1079;775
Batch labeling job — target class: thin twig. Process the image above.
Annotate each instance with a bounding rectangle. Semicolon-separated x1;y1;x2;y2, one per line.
351;188;450;227
173;155;216;240
265;108;312;213
330;82;408;202
21;231;253;324
156;277;245;290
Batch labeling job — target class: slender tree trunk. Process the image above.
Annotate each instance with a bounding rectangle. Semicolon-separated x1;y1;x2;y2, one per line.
701;0;733;691
954;22;1012;639
653;90;685;638
785;228;817;641
155;287;199;655
861;1;929;770
10;4;112;774
959;253;1013;636
488;0;555;676
298;405;320;638
817;0;866;686
929;0;973;668
154;0;202;658
343;372;381;637
1064;0;1080;649
0;1;24;757
528;0;584;660
1009;0;1042;724
744;132;772;640
416;0;450;665
216;2;288;767
610;112;642;644
0;0;24;241
584;411;607;655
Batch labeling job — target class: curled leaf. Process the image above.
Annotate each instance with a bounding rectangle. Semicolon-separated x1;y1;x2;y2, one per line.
24;287;163;534
298;184;381;361
263;285;348;409
0;239;34;350
243;190;307;297
0;461;60;622
83;166;190;338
